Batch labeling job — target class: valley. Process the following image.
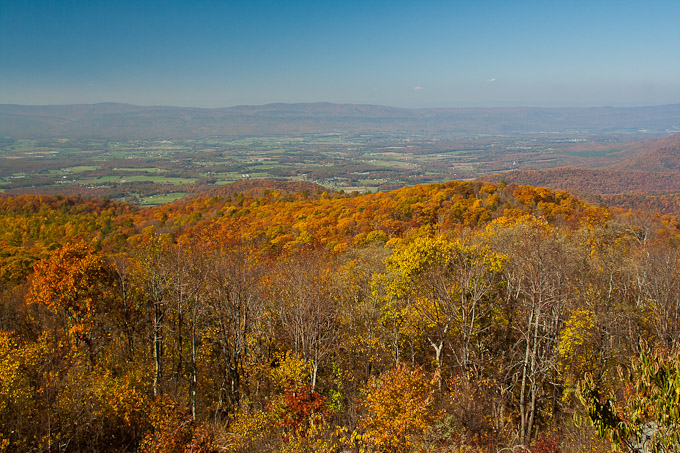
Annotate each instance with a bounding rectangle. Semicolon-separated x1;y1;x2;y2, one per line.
3;103;680;210
0;130;670;206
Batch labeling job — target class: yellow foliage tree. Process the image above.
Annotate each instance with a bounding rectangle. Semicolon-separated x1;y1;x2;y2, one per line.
357;364;436;452
558;309;597;401
0;332;38;451
380;234;506;384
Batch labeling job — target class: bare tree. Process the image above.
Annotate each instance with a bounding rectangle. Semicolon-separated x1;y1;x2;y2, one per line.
135;234;174;398
168;240;208;420
203;242;262;419
491;222;575;446
271;251;339;390
631;242;680;351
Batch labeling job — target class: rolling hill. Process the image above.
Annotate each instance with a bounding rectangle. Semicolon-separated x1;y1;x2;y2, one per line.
616;132;680;171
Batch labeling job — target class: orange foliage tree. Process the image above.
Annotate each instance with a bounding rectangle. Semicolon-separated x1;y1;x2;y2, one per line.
27;242;112;346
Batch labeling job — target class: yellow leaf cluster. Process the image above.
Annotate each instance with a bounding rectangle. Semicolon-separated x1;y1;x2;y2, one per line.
270;351;312;390
358;364;437;452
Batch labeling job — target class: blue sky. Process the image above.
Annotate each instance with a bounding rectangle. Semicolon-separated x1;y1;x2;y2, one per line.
1;0;679;108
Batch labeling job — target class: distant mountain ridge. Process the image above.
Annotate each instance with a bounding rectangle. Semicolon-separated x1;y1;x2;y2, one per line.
1;102;680;138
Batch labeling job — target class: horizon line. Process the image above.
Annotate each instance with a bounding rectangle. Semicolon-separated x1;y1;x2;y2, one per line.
2;101;680;111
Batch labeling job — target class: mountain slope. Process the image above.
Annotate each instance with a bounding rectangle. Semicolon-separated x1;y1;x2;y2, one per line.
616;133;680;171
486;133;680;214
486;167;680;195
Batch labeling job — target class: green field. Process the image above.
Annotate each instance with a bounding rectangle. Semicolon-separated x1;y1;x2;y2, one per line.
113;167;169;173
62;165;103;172
139;192;188;206
79;175;196;185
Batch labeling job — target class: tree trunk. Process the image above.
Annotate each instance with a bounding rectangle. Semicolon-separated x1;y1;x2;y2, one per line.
519;305;534;446
526;302;541;444
311;361;318;390
191;316;197;421
429;337;444;390
153;301;163;397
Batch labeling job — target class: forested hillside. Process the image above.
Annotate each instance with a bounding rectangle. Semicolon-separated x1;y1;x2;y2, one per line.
489;133;680;215
2;180;679;452
617;132;680;172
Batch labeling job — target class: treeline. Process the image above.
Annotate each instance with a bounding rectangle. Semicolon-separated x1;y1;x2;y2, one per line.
596;191;680;215
1;181;680;452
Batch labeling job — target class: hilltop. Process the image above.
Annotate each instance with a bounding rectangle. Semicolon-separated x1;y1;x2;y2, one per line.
0;179;608;266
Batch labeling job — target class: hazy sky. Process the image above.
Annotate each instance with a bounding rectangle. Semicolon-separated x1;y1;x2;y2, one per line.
2;0;679;108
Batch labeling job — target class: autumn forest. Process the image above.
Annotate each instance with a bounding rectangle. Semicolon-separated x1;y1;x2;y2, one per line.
1;178;680;452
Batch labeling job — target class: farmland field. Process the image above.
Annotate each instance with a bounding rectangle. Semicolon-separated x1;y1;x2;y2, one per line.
0;131;658;204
